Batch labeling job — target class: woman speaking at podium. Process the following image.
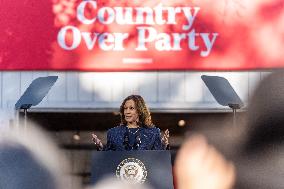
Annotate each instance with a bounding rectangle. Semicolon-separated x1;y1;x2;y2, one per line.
92;95;169;151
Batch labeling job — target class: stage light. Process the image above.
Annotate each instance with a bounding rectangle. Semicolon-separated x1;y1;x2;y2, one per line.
178;120;186;127
73;131;80;141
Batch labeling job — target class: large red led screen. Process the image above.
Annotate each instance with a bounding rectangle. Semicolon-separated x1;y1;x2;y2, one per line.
0;0;283;70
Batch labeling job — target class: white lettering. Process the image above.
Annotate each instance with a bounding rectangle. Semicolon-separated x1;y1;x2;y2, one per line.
200;33;219;57
98;7;115;24
56;1;219;56
187;29;199;51
135;27;157;51
155;33;172;51
81;32;99;50
77;0;97;24
112;33;129;50
153;4;166;25
182;7;200;30
172;33;186;50
135;27;218;56
57;26;81;50
114;7;134;25
135;7;155;25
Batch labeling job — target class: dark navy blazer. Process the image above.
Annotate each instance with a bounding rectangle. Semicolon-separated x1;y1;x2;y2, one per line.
104;125;165;151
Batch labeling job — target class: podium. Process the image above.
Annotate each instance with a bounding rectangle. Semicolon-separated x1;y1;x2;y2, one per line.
91;150;173;189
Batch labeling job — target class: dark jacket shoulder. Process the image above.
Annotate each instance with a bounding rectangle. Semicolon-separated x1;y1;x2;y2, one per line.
146;125;160;132
141;125;161;135
107;125;125;134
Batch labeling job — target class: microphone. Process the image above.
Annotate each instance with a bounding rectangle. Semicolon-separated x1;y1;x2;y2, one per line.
133;135;141;150
123;132;130;150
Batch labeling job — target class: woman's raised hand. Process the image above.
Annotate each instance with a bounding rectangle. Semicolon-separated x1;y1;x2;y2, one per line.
91;133;104;150
162;129;170;146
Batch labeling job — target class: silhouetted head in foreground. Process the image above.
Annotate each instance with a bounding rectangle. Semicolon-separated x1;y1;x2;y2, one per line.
0;123;76;189
235;71;284;189
245;71;284;154
0;143;57;189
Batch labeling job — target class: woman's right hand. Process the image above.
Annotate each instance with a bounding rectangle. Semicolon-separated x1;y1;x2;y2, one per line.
92;133;104;150
162;129;170;146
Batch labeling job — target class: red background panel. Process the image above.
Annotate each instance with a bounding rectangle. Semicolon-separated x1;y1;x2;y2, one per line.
1;0;283;71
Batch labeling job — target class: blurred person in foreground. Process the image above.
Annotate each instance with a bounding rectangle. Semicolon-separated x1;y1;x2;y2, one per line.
0;122;79;189
234;71;284;189
174;134;236;189
174;71;284;189
92;95;169;150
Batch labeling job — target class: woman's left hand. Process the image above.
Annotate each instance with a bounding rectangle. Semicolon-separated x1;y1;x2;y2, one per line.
162;129;170;146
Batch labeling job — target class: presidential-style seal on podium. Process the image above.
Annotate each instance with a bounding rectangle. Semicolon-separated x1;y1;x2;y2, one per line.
116;158;147;184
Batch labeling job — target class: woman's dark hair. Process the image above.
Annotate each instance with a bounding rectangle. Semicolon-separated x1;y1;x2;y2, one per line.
119;95;154;128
